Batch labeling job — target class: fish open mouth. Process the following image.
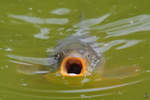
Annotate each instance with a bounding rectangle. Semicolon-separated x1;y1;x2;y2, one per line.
60;57;86;77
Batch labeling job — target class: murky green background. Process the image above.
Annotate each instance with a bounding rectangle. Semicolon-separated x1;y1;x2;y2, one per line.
0;0;150;100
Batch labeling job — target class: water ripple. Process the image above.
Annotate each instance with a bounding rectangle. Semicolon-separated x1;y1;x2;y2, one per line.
51;8;70;15
73;13;110;36
92;15;150;37
58;79;143;93
9;14;69;25
0;82;112;99
34;28;50;39
99;40;142;52
0;90;111;99
7;55;56;66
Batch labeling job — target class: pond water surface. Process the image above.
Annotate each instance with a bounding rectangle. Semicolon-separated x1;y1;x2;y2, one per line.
0;0;150;100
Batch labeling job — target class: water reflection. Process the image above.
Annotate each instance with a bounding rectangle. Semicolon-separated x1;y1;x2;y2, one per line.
9;14;69;25
51;8;70;15
0;90;112;99
0;81;112;99
73;13;110;36
0;77;144;99
98;40;142;52
58;79;143;93
92;15;150;38
3;5;150;100
7;13;147;78
34;28;50;39
74;13;110;28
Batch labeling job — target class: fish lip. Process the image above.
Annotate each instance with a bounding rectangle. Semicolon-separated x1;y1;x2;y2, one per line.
60;57;87;77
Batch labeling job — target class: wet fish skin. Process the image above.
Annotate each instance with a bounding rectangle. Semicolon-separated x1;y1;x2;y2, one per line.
50;36;104;73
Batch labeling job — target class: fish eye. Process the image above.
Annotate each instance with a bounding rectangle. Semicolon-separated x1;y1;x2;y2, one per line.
54;52;64;60
54;53;60;60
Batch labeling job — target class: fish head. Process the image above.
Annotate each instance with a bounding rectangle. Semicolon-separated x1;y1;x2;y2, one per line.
54;45;103;77
52;36;104;77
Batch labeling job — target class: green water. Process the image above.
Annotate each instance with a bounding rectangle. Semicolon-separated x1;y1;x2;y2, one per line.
0;0;150;100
